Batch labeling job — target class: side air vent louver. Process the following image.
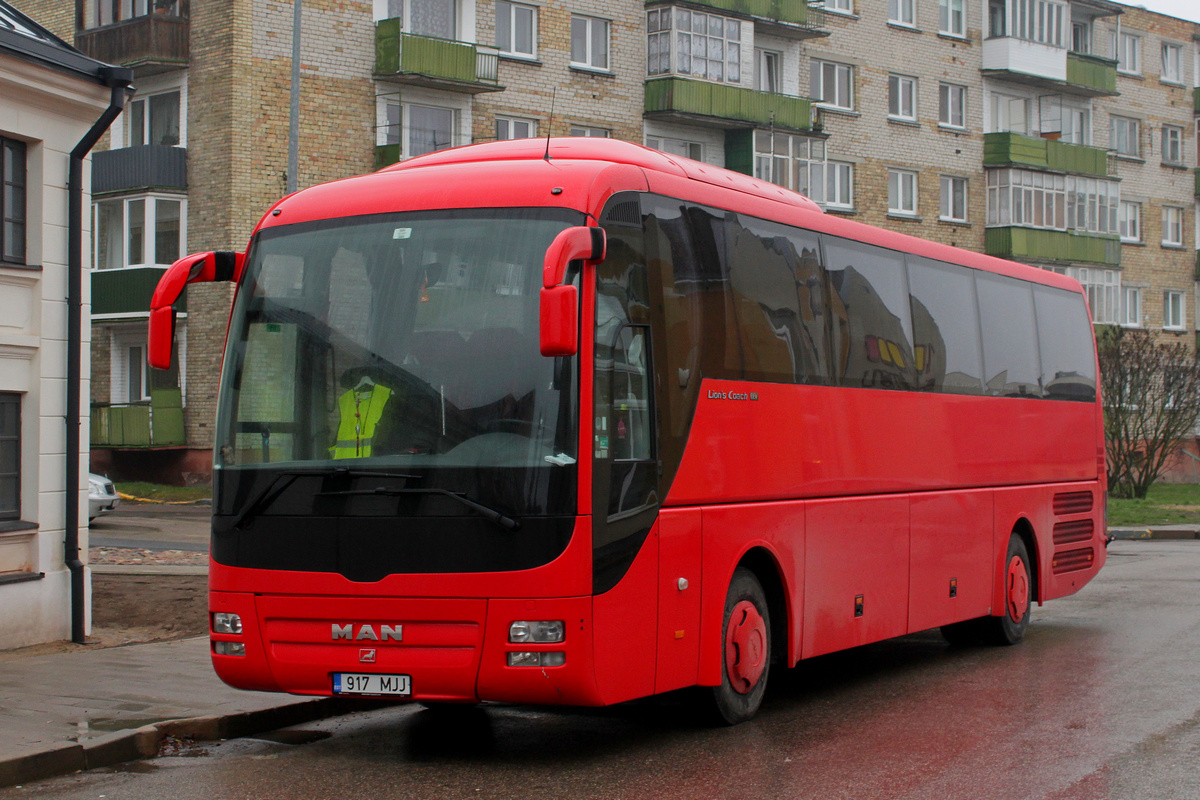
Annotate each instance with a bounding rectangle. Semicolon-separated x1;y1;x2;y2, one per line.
1053;491;1093;515
1053;519;1094;546
1052;547;1095;574
602;201;642;227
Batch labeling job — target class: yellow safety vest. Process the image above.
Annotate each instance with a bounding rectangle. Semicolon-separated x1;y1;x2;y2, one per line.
331;384;393;459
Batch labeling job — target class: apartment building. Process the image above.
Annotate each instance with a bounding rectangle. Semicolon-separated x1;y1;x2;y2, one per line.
9;0;1199;482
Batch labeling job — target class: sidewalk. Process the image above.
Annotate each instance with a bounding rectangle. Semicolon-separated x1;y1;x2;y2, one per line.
1107;524;1200;540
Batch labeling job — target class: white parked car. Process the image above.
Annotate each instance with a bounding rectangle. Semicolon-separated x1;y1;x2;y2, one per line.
88;473;120;522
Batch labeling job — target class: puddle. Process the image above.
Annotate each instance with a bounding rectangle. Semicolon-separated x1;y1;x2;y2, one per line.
247;729;333;746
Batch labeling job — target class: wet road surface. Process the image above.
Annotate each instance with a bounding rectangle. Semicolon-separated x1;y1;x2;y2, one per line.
5;540;1198;800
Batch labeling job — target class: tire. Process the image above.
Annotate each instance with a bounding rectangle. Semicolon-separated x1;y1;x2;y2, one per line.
941;534;1032;647
706;567;771;726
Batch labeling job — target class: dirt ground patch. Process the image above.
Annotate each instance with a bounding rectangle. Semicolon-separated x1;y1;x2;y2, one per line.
91;573;210;644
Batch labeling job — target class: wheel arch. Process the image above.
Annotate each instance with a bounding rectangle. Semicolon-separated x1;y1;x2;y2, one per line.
1011;517;1041;604
736;546;790;666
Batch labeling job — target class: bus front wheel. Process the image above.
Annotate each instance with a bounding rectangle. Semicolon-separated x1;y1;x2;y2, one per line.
707;567;771;725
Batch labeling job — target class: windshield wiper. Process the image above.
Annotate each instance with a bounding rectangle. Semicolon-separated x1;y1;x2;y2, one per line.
230;468;419;531
315;486;520;532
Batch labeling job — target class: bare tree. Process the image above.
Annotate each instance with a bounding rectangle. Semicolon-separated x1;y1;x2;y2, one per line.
1098;326;1200;499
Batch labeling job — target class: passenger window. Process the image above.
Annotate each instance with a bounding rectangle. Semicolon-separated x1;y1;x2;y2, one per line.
1033;286;1097;401
824;237;916;390
977;274;1042;397
906;256;984;395
609;325;653;461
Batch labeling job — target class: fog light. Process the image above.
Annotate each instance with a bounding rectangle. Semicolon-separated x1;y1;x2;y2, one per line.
213;641;246;656
509;620;565;643
212;612;243;635
507;651;565;667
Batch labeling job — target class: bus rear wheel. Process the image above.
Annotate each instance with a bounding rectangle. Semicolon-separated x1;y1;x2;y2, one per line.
940;534;1032;647
706;567;771;725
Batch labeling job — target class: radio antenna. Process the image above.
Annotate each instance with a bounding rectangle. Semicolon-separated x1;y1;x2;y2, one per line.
543;87;557;161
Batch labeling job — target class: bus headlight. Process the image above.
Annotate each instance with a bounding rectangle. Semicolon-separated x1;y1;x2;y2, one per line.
509;620;564;643
507;652;566;667
213;641;246;656
212;612;243;635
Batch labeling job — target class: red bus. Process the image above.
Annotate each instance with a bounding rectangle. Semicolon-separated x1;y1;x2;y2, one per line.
148;138;1106;724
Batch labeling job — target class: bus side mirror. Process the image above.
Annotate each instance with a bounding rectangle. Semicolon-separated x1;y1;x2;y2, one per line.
540;226;604;358
148;250;244;369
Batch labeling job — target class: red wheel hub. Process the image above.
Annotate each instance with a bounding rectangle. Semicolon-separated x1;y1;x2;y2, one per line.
1007;556;1030;622
724;601;767;694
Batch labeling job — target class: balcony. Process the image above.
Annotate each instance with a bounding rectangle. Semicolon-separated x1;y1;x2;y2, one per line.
981;37;1117;97
985;227;1120;268
1065;52;1117;96
93;267;184;316
983;132;1112;178
92;145;187;196
1194;87;1199;113
644;76;814;132
374;19;501;93
74;6;189;76
644;0;827;40
91;389;185;448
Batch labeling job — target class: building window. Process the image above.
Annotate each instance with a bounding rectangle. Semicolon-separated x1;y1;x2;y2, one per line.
990;93;1029;134
811;60;853;110
1112;31;1140;74
1052;267;1119;325
91;0;181;27
571;15;610;71
408;0;456;38
939;0;965;36
986;169;1120;234
407;104;455;157
1161;43;1181;82
646;135;703;161
496;1;536;58
939;83;966;128
1;137;26;266
1071;21;1090;53
1164;291;1185;330
127;90;181;148
0;393;17;522
940;176;967;221
647;8;741;83
889;0;915;26
1059;107;1089;145
1120;286;1141;327
570;126;609;138
1110;116;1140;158
888;75;917;121
93;195;185;270
495;116;536;140
1162;206;1183;246
999;0;1066;47
753;132;825;196
889;169;919;215
1162;125;1183;165
824;0;852;13
754;49;781;93
1118;201;1140;242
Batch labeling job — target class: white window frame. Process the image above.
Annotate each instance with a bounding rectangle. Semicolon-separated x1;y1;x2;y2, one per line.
1163;290;1185;330
1161;43;1181;83
496;0;537;59
939;83;966;128
110;328;151;404
940;175;967;222
1118;201;1140;242
755;48;782;93
888;169;919;216
1120;286;1142;328
889;0;915;27
405;0;457;39
495;116;537;140
570;126;610;138
1065;267;1120;325
753;132;826;197
990;93;1029;134
1110;115;1140;158
888;74;918;121
939;0;964;36
571;14;610;71
825;161;854;209
404;103;457;157
646;135;704;161
824;0;852;13
1162;125;1183;165
811;60;854;110
1071;20;1090;54
649;8;742;84
93;194;187;271
125;87;185;148
1162;206;1183;246
1113;31;1140;74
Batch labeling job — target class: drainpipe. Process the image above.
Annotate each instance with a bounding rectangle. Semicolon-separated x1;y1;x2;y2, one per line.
66;66;134;644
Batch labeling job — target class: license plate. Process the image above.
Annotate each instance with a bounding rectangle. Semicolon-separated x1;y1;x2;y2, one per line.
332;673;411;696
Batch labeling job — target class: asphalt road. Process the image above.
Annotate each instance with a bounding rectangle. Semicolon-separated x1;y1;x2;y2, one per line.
6;539;1198;800
88;501;211;552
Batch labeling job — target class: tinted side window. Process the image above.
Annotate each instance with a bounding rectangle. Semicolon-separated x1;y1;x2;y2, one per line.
733;215;831;384
1034;286;1097;401
824;237;915;390
977;274;1042;397
906;256;984;395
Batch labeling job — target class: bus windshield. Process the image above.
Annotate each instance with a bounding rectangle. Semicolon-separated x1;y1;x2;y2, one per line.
214;208;583;516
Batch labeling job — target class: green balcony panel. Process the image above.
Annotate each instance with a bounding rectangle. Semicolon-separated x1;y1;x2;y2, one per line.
645;0;823;30
92;267;181;316
645;77;812;131
983;132;1111;177
375;19;500;92
1194;167;1200;198
1194;87;1200;113
91;389;185;448
1065;52;1117;95
375;144;401;170
985;227;1120;268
